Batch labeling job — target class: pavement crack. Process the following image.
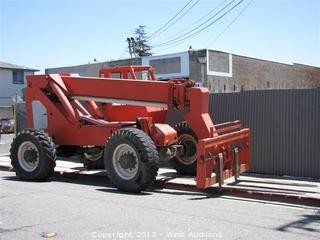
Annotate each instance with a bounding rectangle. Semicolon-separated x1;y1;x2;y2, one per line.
0;215;89;234
0;226;30;234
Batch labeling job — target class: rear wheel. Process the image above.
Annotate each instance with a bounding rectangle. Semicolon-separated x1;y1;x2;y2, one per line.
169;122;198;176
10;129;56;181
105;128;159;192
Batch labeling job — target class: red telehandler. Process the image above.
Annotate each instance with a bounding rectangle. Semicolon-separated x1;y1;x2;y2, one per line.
10;65;250;192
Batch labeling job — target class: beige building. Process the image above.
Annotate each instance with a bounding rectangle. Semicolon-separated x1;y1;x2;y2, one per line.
46;49;320;93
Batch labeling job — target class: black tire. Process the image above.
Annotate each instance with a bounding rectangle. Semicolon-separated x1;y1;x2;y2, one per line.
105;128;159;192
10;129;56;181
81;151;104;169
169;122;198;176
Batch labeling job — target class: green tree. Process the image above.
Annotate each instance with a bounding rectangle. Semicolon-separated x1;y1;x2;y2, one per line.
127;25;152;57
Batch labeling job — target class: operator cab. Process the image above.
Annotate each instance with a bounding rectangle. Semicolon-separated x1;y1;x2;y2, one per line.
99;65;157;81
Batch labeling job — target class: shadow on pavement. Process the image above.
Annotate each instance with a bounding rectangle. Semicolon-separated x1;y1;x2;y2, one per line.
96;188;152;196
229;178;318;188
227;181;318;194
277;211;320;233
2;171;320;208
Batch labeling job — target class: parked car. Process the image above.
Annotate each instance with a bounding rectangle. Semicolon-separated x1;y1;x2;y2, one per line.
1;119;14;133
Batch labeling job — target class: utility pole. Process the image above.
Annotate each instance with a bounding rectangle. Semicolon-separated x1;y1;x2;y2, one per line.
126;26;152;58
126;37;136;58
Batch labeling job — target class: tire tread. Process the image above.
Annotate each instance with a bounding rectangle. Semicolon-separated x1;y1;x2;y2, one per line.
10;129;56;181
105;128;159;192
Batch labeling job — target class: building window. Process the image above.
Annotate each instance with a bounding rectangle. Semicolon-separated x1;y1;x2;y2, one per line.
223;84;226;92
13;71;24;84
149;57;181;74
267;81;270;88
208;51;229;73
207;50;233;77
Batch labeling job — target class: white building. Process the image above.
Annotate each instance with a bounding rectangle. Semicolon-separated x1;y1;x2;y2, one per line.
0;61;38;106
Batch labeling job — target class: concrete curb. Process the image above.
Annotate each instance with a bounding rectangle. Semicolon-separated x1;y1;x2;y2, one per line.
162;182;320;207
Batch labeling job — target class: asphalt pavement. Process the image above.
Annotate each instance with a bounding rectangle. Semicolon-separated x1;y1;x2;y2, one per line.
0;133;319;240
1;170;320;240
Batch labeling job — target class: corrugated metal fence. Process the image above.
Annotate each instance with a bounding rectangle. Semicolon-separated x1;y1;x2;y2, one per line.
209;89;320;179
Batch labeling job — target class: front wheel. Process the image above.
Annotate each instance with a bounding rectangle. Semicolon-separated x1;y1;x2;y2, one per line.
10;129;56;181
105;128;159;192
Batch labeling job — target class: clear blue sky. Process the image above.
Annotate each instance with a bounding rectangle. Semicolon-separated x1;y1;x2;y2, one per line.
0;0;319;72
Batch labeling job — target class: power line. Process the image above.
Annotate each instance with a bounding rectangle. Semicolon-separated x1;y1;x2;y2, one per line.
148;0;193;39
153;39;188;54
162;0;229;41
206;0;253;47
154;0;231;53
177;0;244;43
153;0;240;47
153;0;241;48
148;0;201;40
118;48;127;59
